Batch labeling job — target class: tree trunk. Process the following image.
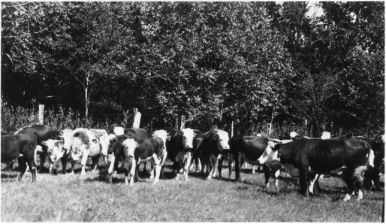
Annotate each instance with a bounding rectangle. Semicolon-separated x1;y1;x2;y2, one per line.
84;74;90;118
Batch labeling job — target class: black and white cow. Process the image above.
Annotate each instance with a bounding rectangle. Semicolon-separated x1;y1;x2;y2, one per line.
355;135;384;191
106;128;150;181
15;125;61;172
197;129;230;180
229;135;270;181
259;138;374;201
166;128;196;180
1;134;40;182
107;134;165;186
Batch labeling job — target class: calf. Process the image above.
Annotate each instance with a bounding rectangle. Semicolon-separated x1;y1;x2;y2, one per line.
1;134;39;182
15;125;61;172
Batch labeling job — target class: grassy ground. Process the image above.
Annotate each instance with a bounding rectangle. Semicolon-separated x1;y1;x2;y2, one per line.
1;161;384;222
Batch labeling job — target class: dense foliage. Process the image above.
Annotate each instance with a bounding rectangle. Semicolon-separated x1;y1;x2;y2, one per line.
1;2;384;136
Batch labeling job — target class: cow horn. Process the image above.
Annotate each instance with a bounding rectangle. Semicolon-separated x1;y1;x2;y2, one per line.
268;138;282;143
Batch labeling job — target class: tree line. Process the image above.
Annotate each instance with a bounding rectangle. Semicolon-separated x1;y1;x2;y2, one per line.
1;2;384;136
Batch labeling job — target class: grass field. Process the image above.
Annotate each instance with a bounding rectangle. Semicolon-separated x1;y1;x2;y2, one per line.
1;161;384;222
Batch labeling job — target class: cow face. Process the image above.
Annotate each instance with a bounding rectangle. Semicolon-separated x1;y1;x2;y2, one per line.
122;138;138;158
257;140;279;164
42;139;65;162
107;134;119;155
181;128;195;149
60;129;74;151
216;130;230;150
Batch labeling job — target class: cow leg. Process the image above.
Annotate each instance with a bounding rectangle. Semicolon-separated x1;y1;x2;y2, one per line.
61;154;68;174
228;153;233;179
17;157;27;182
206;155;215;180
26;159;37;182
38;152;46;173
235;152;242;182
70;159;76;175
342;168;355;201
91;156;99;172
130;158;137;186
107;154;116;181
80;150;90;176
184;152;192;181
217;154;224;178
299;166;310;197
152;154;161;184
274;169;281;190
263;165;270;190
309;173;320;195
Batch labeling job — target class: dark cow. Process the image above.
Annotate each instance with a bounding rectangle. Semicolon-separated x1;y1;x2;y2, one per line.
108;135;164;185
2;126;17;135
356;136;385;191
197;129;230;180
15;125;61;172
230;135;269;181
190;134;205;173
1;134;39;182
166;128;196;180
263;139;374;201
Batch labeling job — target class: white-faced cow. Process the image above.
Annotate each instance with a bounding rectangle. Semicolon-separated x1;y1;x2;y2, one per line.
1;134;40;182
197;129;230;180
259;138;374;201
69;128;110;175
41;139;65;174
152;130;168;178
15;125;61;172
107;133;165;186
106;128;150;181
166;128;196;180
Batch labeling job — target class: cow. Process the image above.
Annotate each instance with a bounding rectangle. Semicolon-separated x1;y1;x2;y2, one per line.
15;125;61;172
1;126;17;135
1;134;40;182
106;128;150;181
197;129;230;180
166;128;196;180
190;134;205;173
41;139;65;174
69;128;110;175
152;130;168;178
355;135;385;191
229;135;269;182
259;138;374;201
107;134;164;186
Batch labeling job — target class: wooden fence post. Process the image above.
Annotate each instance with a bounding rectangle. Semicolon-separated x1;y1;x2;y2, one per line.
38;104;45;125
132;108;141;128
231;121;234;137
180;115;186;129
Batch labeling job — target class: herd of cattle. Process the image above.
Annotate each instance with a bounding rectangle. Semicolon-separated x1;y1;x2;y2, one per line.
1;124;384;202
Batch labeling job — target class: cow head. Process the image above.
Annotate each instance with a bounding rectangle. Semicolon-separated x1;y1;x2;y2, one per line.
122;138;138;158
216;129;230;150
181;128;195;149
257;139;280;164
60;129;74;151
107;134;119;155
42;139;65;162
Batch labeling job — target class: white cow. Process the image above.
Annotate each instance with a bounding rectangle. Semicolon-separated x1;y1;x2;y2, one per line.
62;128;109;175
